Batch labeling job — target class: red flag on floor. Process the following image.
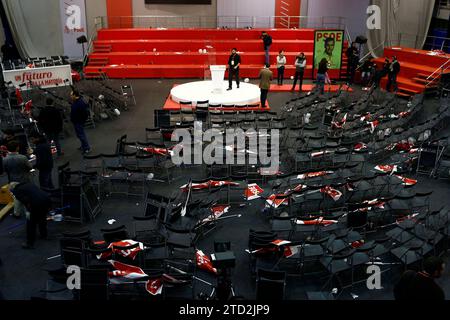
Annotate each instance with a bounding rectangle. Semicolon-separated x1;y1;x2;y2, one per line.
297;171;333;180
354;142;368;152
296;217;338;226
394;175;417;186
200;205;230;224
97;240;144;260
320;186;342;201
145;278;163;296
196;250;217;275
245;183;264;200
283;245;301;258
108;260;147;280
266;194;289;208
374;165;398;174
180;180;239;191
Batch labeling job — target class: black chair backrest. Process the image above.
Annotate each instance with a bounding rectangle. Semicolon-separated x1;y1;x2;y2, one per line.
256;269;286;300
214;241;231;253
80;268;109;300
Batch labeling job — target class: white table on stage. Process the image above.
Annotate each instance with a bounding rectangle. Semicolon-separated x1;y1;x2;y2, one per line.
210;65;226;94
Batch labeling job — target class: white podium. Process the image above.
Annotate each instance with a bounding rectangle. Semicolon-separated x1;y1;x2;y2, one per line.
210;65;226;94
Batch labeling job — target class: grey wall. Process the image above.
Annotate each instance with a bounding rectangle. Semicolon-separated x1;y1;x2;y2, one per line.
133;0;216;16
86;0;107;37
217;0;276;28
303;0;370;40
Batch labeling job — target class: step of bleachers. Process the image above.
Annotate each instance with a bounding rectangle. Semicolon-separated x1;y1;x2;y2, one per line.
84;64;342;79
88;51;314;66
97;28;316;41
93;39;315;53
383;47;450;69
86;28;347;80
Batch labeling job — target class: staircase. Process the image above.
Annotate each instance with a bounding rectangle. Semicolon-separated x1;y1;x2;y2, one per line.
374;47;450;98
93;43;112;53
84;57;109;79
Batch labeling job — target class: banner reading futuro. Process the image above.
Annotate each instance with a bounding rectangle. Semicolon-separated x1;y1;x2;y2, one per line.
313;30;344;70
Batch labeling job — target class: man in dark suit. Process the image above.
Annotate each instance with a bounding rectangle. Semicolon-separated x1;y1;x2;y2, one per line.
394;256;445;300
227;48;241;91
38;98;64;156
386;56;401;92
259;63;273;108
10;182;52;249
70;90;91;154
30;133;54;190
346;42;359;84
261;31;272;65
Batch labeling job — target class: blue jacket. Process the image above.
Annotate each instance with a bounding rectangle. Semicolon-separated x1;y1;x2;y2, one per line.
70;98;89;124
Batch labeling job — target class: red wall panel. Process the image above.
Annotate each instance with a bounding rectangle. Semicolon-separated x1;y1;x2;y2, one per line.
275;0;301;28
106;0;133;29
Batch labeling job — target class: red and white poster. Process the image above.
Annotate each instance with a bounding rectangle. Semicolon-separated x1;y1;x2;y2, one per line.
3;65;73;90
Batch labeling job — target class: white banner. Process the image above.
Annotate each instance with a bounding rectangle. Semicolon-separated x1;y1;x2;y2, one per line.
3;65;73;90
59;0;87;60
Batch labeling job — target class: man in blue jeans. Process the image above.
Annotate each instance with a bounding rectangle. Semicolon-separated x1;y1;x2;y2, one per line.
261;31;272;66
70;90;91;154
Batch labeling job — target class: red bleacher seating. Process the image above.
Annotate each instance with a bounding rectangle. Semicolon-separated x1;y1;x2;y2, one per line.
374;47;450;98
84;28;348;80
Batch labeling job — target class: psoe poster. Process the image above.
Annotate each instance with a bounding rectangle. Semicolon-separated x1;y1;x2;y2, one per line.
314;30;344;70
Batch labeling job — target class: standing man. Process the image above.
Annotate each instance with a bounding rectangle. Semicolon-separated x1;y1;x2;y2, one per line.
30;133;54;189
38;98;64;156
227;48;241;91
346;42;359;84
10;182;52;249
259;63;273;108
261;31;272;66
292;53;307;92
276;50;286;86
2;140;32;218
70;90;91;154
386;56;401;92
394;256;445;300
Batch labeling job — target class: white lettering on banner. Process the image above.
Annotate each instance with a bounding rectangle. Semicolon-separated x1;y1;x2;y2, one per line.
3;65;73;90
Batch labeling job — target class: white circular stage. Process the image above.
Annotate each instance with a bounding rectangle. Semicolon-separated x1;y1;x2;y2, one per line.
170;81;260;106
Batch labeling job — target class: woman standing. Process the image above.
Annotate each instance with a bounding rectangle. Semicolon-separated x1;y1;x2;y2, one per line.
292;52;306;92
276;50;286;86
317;58;330;94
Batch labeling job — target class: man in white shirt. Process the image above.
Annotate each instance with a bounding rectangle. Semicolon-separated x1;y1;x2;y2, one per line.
276;50;286;85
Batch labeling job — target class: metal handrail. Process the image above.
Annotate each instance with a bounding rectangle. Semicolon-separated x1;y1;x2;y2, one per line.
94;15;347;30
426;58;450;86
357;41;386;65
